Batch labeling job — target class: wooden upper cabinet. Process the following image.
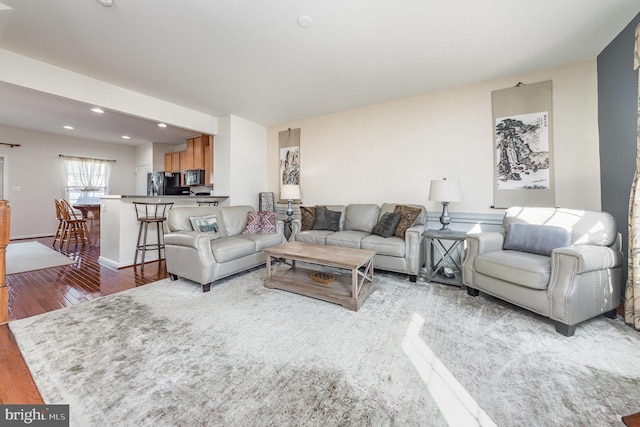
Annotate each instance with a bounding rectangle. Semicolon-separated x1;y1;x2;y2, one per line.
185;137;195;170
186;135;210;170
204;138;213;185
165;152;181;172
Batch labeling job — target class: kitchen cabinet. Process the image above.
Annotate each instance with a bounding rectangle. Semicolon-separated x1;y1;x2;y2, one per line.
204;141;212;185
164;152;181;173
186;135;209;170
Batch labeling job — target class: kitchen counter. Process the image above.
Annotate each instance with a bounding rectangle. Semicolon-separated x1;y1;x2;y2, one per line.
98;195;229;268
101;195;229;199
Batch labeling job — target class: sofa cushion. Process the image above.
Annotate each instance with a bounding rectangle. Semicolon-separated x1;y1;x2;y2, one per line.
220;206;254;236
295;230;334;245
361;235;406;257
372;212;402;238
394;205;422;238
189;214;219;236
237;232;283;252
325;231;369;249
210;236;256;263
313;206;341;231
300;206;316;231
243;211;276;234
474;250;551;290
503;223;571;256
343;204;380;232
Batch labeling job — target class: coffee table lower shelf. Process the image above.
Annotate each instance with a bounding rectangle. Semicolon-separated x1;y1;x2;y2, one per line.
265;265;374;311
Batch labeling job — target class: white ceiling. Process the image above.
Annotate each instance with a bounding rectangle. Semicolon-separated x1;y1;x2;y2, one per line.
0;0;638;146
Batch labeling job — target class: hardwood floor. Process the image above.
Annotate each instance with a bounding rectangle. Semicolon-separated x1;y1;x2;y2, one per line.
0;236;167;404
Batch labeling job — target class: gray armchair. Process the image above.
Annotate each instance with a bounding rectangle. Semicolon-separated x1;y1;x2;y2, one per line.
462;207;623;336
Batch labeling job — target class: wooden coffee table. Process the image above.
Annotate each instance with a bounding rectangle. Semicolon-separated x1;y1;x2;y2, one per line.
263;242;376;311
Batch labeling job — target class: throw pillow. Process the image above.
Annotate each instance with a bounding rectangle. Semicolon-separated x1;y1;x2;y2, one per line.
372;212;402;238
394;205;422;238
189;214;219;234
243;211;277;234
503;223;571;256
312;206;341;231
300;206;316;231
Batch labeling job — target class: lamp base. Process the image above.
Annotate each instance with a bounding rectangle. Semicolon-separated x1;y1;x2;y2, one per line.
439;202;453;233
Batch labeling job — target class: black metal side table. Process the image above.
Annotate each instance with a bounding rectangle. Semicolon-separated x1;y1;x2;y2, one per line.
425;229;466;287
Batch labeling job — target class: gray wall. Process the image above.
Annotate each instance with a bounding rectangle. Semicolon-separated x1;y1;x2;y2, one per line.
598;12;640;288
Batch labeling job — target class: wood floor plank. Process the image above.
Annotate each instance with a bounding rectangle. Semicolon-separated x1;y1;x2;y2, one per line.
0;236;167;404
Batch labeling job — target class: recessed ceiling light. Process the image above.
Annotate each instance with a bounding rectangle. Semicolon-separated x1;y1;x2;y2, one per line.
63;125;74;130
91;107;104;114
96;0;114;6
157;123;167;128
297;16;313;28
121;135;130;139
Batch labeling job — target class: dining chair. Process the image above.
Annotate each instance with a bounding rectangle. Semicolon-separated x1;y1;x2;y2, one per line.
59;199;92;249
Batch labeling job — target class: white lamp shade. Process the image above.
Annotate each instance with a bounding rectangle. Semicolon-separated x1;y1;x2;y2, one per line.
428;179;462;202
281;184;301;200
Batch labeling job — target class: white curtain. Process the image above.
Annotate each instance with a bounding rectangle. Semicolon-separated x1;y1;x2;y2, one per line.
624;23;640;331
63;156;114;192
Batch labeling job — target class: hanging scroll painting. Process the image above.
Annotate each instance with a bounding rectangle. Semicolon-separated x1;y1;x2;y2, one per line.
278;128;301;202
492;80;554;208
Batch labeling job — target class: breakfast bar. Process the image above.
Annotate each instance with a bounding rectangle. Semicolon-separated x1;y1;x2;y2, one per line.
98;195;228;269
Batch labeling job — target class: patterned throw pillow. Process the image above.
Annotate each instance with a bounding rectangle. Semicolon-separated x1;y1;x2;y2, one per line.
189;214;219;235
393;205;422;238
243;211;277;234
300;206;316;231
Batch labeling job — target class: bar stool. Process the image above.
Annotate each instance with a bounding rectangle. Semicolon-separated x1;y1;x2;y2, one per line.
133;201;174;270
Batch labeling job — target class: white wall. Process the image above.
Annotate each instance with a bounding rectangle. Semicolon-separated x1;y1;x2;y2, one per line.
0;125;136;239
266;60;602;218
228;115;268;207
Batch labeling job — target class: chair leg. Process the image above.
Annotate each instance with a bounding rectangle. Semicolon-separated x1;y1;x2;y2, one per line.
140;221;149;271
134;222;144;267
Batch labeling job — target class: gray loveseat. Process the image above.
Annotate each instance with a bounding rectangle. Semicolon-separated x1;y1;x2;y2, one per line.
462;206;623;336
164;205;287;292
290;203;427;281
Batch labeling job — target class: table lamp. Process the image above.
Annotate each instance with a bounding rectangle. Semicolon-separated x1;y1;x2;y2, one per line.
280;185;301;223
428;178;462;233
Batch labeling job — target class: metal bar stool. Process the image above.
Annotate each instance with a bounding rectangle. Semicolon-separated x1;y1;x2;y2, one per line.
133;201;174;270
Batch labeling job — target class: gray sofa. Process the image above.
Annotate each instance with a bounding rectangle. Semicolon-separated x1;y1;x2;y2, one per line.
290;203;427;281
164;205;287;292
462;206;623;336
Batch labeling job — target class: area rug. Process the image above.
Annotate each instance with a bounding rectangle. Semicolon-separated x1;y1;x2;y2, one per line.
8;267;640;426
6;241;75;274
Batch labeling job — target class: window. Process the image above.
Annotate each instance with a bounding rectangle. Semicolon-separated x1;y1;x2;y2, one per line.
63;156;114;204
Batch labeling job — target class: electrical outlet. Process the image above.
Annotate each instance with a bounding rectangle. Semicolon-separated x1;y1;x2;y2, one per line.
12;186;20;192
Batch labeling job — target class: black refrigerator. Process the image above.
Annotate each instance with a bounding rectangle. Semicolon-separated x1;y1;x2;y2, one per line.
147;172;186;195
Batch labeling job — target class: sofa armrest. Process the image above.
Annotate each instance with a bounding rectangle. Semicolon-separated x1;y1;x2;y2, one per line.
404;224;426;275
548;245;623;325
552;245;623;274
164;230;216;251
462;232;504;287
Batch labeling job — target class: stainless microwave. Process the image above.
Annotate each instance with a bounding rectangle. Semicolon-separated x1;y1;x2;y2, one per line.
184;169;205;186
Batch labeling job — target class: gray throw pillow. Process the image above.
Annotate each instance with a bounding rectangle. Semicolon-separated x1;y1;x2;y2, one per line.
312;206;341;231
372;212;402;238
503;223;571;256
